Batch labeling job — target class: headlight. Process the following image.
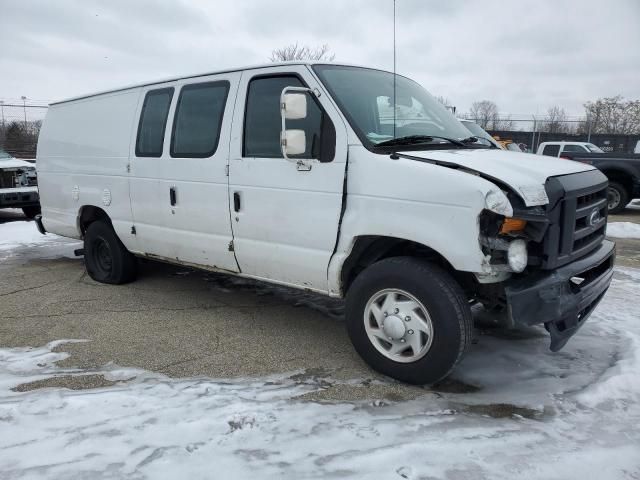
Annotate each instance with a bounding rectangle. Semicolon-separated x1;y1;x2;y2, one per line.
507;239;528;273
485;189;513;217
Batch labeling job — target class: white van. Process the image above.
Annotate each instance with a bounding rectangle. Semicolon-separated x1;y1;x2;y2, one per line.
36;62;615;384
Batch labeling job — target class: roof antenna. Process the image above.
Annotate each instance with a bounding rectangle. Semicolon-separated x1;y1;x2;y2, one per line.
393;0;397;139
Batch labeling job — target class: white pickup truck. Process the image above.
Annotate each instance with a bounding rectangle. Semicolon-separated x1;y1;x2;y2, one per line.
0;147;40;218
36;62;615;384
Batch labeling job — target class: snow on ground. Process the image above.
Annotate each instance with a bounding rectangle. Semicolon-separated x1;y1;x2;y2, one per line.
0;218;80;261
607;221;640;239
1;219;640;478
1;274;640;478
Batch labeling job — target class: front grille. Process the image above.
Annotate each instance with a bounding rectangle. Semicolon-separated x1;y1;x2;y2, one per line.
0;171;16;188
541;170;609;269
570;189;608;254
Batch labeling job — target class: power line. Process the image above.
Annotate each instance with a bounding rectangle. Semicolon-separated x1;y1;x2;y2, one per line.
0;104;48;108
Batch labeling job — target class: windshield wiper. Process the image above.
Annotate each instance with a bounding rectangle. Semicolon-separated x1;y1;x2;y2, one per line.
374;135;467;148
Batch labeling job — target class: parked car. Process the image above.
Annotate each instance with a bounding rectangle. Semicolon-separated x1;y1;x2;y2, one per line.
36;62;615;384
0;147;40;218
537;141;640;213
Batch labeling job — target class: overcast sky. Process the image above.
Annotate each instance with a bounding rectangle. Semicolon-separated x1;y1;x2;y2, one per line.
1;0;639;120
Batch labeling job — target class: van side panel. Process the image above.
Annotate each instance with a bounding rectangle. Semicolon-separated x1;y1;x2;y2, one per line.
37;89;141;246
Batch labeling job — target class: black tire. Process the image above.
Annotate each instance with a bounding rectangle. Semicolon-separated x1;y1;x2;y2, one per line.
607;182;629;214
345;257;472;385
84;220;137;284
22;205;41;219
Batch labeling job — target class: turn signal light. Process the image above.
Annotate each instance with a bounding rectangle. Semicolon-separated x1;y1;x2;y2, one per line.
500;218;527;234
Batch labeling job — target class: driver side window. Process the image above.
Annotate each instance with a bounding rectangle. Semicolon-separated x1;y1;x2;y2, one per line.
243;75;335;161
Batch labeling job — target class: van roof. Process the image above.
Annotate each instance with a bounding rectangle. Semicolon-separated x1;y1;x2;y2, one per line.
50;61;386;106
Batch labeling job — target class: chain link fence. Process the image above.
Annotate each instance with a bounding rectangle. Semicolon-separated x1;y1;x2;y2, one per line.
462;116;640;154
0;101;48;160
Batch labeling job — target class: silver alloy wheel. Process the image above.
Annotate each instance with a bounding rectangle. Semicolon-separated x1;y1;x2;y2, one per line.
363;288;434;363
608;186;621;211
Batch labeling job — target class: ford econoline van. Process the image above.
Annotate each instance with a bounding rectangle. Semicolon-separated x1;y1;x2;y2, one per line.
36;62;615;384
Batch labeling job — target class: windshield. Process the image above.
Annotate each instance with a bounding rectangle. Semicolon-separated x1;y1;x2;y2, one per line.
506;142;522;152
313;65;472;149
459;120;497;146
585;143;604;153
0;148;11;159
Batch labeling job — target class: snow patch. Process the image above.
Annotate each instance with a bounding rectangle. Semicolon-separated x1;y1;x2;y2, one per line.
0;219;80;260
1;270;640;478
607;221;640;239
0;221;57;251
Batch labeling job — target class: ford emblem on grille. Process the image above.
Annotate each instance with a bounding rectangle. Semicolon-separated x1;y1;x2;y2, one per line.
589;208;601;226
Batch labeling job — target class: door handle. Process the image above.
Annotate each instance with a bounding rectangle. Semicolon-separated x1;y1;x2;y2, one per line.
233;192;241;212
170;187;177;206
296;160;312;172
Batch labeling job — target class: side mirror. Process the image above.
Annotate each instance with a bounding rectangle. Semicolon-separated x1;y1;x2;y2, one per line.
281;129;306;156
282;93;307;120
280;86;312;161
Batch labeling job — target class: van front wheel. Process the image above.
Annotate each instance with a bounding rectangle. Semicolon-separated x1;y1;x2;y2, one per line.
345;257;472;385
84;221;137;284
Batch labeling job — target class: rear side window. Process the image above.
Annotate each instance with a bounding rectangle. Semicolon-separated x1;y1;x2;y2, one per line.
562;144;587;153
171;81;230;158
136;88;174;157
542;144;560;157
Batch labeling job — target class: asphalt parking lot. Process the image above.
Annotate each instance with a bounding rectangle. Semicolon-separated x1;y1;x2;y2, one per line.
1;206;639;401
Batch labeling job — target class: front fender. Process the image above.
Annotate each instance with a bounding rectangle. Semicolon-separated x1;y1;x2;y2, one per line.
327;147;500;296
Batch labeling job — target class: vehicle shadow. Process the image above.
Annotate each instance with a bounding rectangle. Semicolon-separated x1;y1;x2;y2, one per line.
0;209;28;224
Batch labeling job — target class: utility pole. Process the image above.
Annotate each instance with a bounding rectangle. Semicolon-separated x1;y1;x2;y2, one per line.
531;115;537;152
21;96;27;125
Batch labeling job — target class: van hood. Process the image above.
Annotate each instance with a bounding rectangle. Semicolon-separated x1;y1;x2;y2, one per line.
0;157;34;170
400;148;595;206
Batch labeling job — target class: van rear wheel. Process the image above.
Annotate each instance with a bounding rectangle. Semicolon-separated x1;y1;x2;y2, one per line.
84;221;137;284
345;257;472;385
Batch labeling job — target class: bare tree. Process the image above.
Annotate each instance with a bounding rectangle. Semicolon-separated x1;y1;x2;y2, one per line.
468;100;498;129
434;95;457;113
270;43;335;62
467;100;516;131
434;95;450;106
493;116;514;131
540;106;568;133
583;96;640;134
2;120;41;159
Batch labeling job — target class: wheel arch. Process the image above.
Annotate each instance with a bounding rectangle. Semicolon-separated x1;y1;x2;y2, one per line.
601;169;634;196
77;205;112;238
339;235;474;297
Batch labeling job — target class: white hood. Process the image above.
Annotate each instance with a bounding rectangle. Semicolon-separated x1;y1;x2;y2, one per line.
0;157;35;170
405;149;595;206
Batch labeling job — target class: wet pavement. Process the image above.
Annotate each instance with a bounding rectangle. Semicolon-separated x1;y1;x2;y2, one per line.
1;205;639;405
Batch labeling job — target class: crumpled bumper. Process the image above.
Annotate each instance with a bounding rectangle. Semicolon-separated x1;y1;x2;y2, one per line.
505;239;615;351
